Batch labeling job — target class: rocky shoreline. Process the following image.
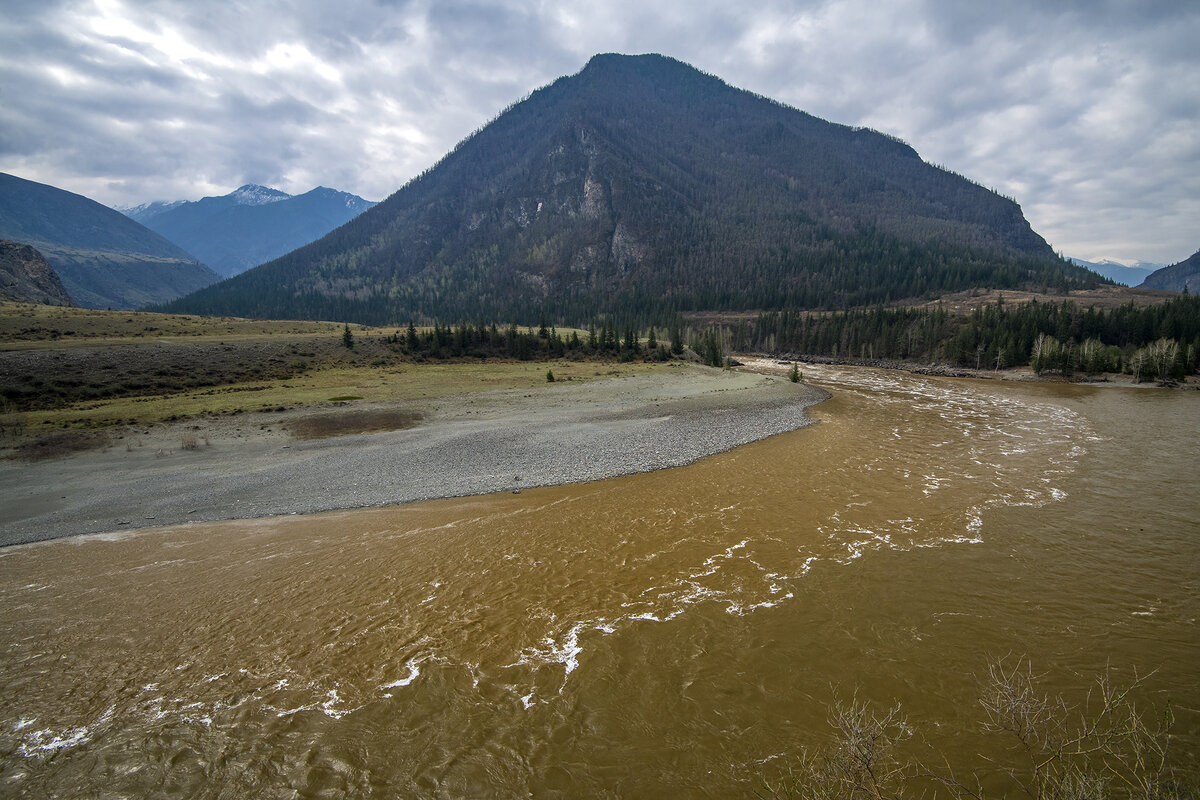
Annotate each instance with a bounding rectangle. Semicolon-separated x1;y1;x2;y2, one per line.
0;365;828;546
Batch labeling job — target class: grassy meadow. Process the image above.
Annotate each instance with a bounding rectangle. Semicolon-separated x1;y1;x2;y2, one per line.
0;302;664;456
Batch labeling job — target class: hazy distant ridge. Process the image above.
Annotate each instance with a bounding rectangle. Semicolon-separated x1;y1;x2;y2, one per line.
1138;250;1200;293
0;172;219;309
1069;257;1163;287
124;185;376;277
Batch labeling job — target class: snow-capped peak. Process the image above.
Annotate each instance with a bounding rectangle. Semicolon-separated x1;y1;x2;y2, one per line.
231;184;291;206
116;199;185;222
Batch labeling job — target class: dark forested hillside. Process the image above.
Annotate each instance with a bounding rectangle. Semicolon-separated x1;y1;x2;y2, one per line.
162;53;1101;325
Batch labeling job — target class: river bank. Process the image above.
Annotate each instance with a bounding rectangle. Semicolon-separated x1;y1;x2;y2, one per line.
753;352;1197;388
0;364;827;546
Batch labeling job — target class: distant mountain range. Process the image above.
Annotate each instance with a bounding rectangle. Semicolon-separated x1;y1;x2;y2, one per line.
162;53;1100;325
121;185;376;277
1068;257;1165;287
0;172;219;309
1138;249;1200;293
1073;251;1200;293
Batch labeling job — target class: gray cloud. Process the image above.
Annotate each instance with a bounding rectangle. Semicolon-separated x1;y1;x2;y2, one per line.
1;0;1196;263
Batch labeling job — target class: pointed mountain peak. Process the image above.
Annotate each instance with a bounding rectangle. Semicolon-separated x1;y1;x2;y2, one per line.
581;52;692;75
575;52;724;92
163;55;1099;324
231;184;291;205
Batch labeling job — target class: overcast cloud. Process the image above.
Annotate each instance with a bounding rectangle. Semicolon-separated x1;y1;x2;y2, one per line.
1;0;1196;263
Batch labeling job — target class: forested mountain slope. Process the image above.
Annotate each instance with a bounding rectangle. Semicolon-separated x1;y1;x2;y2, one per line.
163;53;1100;325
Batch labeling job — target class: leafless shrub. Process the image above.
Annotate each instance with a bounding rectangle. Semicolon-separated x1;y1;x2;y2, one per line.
977;656;1180;800
759;695;912;800
759;658;1194;800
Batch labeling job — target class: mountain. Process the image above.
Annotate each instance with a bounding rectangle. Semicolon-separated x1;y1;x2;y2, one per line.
0;173;219;309
123;185;376;277
1069;257;1163;287
1138;250;1200;293
163;53;1100;325
122;184;290;226
120;199;186;223
0;239;74;306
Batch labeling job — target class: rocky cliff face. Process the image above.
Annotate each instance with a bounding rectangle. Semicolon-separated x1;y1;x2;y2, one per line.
0;239;75;306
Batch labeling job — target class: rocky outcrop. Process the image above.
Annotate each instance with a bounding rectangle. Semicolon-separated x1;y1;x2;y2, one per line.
0;239;74;306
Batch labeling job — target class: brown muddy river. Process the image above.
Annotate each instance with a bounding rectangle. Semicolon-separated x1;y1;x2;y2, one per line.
2;365;1197;797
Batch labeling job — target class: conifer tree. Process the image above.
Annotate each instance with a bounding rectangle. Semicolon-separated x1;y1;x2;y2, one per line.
670;323;684;355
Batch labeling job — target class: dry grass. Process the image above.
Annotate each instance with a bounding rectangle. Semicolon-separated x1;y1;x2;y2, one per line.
0;304;675;455
286;409;423;440
913;285;1178;313
0;301;355;343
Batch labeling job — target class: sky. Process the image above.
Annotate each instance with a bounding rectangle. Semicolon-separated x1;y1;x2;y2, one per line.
1;0;1197;265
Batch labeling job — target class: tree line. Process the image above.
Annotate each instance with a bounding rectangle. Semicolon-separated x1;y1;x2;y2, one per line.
380;317;686;363
743;294;1200;380
354;294;1200;383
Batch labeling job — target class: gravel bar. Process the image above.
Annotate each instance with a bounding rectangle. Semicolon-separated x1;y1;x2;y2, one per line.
0;365;828;546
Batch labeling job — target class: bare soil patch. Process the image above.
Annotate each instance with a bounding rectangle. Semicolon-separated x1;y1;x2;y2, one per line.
286;409;423;440
6;429;111;461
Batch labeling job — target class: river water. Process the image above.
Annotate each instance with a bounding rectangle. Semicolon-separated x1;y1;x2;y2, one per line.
1;365;1197;797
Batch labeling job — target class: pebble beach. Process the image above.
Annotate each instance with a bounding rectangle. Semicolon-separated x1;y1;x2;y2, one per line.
1;365;827;545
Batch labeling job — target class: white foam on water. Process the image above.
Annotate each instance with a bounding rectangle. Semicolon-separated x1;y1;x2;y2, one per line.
381;660;422;690
922;475;949;496
18;726;92;757
68;530;141;544
16;705;113;758
526;623;586;677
